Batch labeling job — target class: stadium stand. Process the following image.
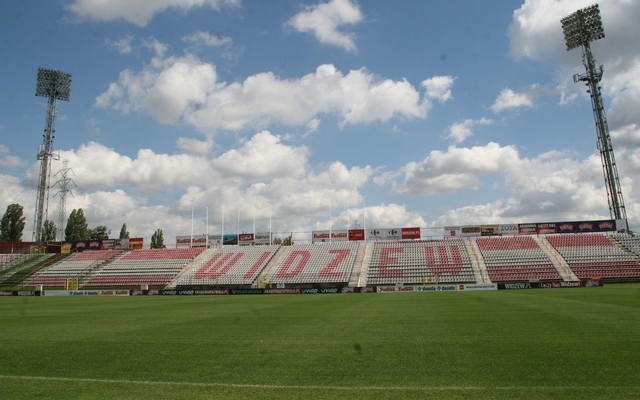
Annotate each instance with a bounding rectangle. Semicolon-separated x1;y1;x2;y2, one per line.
259;242;362;286
0;253;31;272
25;250;124;287
476;236;562;282
611;233;640;257
545;233;640;280
366;239;476;285
169;245;280;288
84;248;204;287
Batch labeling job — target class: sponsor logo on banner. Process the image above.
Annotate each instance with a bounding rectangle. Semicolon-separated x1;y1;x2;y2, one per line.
348;229;365;241
598;220;615;231
444;226;461;237
129;237;144;249
238;233;254;246
536;223;557;234
518;224;537;235
223;234;238;245
401;227;421;240
481;225;501;236
460;226;481;237
500;224;518;236
558;223;575;233
312;230;348;243
176;235;207;247
368;228;401;240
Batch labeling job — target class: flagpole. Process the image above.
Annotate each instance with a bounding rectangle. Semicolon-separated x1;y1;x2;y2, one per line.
190;207;194;248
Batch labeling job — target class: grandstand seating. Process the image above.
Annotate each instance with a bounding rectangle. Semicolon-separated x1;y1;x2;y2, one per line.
0;254;31;272
26;250;124;287
260;242;361;286
84;248;204;287
366;240;476;285
546;234;640;280
612;234;640;257
476;236;561;282
170;245;280;287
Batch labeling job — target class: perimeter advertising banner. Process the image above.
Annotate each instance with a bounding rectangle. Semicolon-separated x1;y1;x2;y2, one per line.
176;235;207;248
348;229;365;241
312;230;349;243
238;233;254;246
401;227;421;240
367;228;401;241
223;234;238;245
447;219;620;237
129;237;144;249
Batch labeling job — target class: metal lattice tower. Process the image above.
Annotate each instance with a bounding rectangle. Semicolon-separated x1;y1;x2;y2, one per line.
32;68;71;242
52;160;76;241
561;4;628;230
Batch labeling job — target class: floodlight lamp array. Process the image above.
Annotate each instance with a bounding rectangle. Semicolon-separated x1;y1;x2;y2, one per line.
561;4;604;51
35;68;72;101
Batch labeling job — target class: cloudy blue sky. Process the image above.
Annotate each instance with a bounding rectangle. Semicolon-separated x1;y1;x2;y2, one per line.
1;0;639;244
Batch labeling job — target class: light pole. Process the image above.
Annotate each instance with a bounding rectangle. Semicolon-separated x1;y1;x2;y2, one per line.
33;68;71;242
561;4;628;231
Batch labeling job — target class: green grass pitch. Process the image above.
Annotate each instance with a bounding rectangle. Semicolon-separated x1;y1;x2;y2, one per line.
1;286;639;399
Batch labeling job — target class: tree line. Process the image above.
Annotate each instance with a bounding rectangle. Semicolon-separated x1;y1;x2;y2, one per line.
0;203;165;247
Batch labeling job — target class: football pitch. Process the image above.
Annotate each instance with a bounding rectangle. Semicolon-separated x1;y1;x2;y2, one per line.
1;286;639;399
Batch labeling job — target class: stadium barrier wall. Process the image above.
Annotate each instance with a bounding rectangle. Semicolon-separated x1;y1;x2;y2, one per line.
497;280;603;290
377;283;498;293
44;290;131;296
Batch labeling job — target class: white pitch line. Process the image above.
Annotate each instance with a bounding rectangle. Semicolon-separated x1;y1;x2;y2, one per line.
0;375;637;392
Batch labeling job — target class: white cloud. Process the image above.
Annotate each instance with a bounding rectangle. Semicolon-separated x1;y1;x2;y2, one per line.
176;136;214;155
508;0;640;128
213;131;308;179
97;54;217;124
182;31;232;47
490;87;534;113
447;118;493;144
68;0;240;26
396;142;520;195
97;58;433;133
288;0;363;52
106;34;134;54
143;38;168;57
0;145;25;168
422;75;455;103
329;204;426;230
11;130;379;244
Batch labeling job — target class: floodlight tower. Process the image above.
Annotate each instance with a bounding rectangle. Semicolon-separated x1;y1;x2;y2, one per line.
33;68;71;242
561;4;628;230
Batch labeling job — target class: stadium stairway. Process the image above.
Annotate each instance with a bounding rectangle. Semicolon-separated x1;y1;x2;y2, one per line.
77;251;128;287
536;236;579;282
253;245;287;288
355;241;373;287
165;248;213;289
465;240;491;283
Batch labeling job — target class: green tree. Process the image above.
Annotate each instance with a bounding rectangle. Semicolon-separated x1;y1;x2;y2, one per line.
41;220;57;242
272;234;293;246
90;225;110;240
0;203;25;242
150;228;165;248
65;209;89;241
119;223;129;239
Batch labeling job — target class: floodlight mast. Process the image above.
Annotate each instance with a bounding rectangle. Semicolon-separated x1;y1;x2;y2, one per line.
561;4;628;231
33;68;71;242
